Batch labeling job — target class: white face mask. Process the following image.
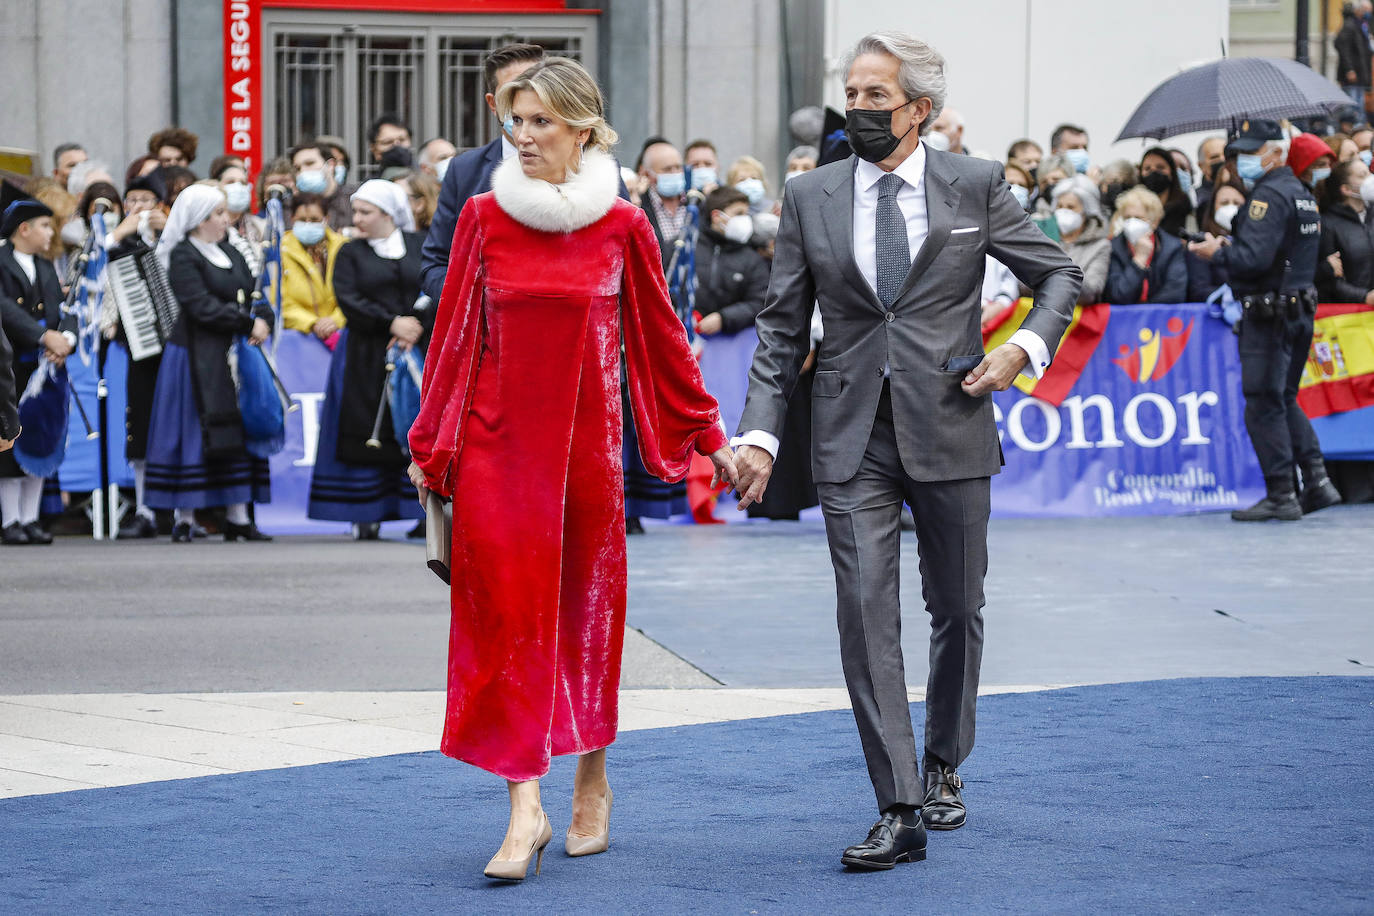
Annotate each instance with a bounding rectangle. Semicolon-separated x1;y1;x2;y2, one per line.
1122;217;1153;245
1360;173;1374;205
1053;208;1083;236
784;170;806;183
924;131;951;152
723;213;754;244
434;156;453;183
1213;203;1239;232
1010;185;1030;207
223;182;251;213
60;217;86;246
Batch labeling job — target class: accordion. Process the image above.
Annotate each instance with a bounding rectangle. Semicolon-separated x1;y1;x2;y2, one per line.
106;249;181;361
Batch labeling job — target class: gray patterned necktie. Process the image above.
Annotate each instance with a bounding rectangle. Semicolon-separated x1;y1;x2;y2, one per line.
874;172;910;307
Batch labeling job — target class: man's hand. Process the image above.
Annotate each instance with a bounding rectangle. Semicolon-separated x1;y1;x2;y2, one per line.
962;343;1029;398
708;446;738;490
696;312;724;336
1329;251;1345;279
734;445;774;510
1188;233;1226;262
0;431;15;453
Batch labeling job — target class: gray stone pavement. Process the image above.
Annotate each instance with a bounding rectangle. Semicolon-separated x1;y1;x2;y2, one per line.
1;506;1370;797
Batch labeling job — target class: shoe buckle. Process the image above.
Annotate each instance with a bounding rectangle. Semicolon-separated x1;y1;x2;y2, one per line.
946;772;962;789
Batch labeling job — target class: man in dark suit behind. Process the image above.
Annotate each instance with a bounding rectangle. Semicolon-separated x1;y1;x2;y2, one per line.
734;32;1081;869
420;43;548;303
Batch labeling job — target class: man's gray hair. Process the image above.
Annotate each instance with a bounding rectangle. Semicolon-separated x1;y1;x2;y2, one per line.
840;31;947;136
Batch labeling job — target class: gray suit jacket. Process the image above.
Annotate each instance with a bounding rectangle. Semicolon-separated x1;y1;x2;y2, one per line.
739;149;1083;484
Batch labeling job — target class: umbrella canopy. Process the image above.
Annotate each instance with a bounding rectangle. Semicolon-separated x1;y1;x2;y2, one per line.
1116;57;1352;142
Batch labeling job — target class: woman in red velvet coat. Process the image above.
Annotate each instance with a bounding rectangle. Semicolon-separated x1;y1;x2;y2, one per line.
407;58;738;880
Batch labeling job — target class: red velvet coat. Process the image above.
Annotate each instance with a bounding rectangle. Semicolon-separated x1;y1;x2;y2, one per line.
409;187;727;781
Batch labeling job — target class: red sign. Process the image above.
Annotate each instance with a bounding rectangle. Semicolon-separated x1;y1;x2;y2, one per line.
223;0;263;178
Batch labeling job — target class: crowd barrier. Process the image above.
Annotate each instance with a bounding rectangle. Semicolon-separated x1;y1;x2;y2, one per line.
51;302;1374;531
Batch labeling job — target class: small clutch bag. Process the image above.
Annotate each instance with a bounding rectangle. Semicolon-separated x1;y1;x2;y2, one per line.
424;489;452;584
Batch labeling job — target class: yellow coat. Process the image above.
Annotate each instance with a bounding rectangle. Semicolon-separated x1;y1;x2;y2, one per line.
273;228;347;334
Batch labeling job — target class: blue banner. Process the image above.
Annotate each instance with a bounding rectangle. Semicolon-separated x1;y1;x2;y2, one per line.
990;304;1265;517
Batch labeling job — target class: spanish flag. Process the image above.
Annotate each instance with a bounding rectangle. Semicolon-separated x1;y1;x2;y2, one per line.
982;300;1110;406
1298;303;1374;419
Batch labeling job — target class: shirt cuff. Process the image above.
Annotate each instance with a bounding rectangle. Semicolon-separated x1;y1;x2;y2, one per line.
1007;328;1051;380
730;429;780;460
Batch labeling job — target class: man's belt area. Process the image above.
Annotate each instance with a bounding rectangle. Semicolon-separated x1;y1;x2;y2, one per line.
1240;288;1317;321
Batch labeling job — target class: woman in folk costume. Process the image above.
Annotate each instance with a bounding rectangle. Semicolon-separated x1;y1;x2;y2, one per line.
143;184;275;542
407;57;737;880
0;185;70;545
307;179;427;539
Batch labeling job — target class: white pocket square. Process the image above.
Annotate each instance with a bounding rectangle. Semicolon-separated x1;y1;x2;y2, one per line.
951;227;980;234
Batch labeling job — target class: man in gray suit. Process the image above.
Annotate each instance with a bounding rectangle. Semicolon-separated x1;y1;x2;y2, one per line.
734;32;1081;869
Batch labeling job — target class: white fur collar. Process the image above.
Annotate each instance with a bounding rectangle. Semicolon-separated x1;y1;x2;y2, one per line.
492;149;619;232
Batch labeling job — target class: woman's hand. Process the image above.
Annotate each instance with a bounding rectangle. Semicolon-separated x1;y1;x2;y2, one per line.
249;318;271;345
708;446;739;490
391;315;423;347
1131;232;1155;268
1329;252;1345;279
312;316;339;339
407;461;429;506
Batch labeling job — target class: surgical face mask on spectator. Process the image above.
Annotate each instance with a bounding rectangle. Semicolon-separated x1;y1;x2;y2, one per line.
1361;150;1373;167
60;217;86;247
1010;185;1030;207
784;170;806;184
1177;170;1194;194
503;117;515;137
292;220;326;246
1235;153;1266;182
1064;148;1090;174
1360;173;1374;205
434;157;452;183
735;178;765;205
296;169;328;193
656;171;686;198
334;164;348;185
223;182;251;213
691;167;717;191
723;214;754;244
101;211;120;234
924;130;951;152
1053;208;1083;236
1311;167;1332;184
1121;217;1153;245
1213;204;1239;232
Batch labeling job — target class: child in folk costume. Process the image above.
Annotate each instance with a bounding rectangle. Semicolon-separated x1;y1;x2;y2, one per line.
0;183;73;545
142;184;275;542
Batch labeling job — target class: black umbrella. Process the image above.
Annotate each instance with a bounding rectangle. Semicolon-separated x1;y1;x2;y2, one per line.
1116;57;1352;141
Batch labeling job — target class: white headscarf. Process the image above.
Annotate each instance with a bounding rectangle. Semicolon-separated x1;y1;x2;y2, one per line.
351;179;415;232
156;184;226;269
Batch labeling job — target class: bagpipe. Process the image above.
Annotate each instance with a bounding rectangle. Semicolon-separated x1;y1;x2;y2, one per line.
666;182;705;349
227;185;302;460
365;343;424;453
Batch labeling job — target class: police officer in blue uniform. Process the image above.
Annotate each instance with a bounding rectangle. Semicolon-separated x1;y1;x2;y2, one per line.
1190;119;1342;520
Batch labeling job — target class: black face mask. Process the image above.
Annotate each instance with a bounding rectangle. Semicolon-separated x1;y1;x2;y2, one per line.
1102;181;1129;214
845;100;919;163
1141;171;1173;194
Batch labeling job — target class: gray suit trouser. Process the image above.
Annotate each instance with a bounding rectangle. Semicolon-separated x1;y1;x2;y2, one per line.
817;384;989;812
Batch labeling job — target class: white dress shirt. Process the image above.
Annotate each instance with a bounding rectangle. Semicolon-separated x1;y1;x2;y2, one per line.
733;140;1052;459
501;135;517;161
11;250;36;284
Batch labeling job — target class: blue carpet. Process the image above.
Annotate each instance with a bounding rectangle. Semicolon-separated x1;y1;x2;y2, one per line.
2;678;1371;914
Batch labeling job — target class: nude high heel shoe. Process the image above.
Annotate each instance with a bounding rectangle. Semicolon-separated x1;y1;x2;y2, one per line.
565;789;613;857
484;811;553;880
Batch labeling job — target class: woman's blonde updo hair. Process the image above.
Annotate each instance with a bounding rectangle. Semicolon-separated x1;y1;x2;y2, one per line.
494;56;619;154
